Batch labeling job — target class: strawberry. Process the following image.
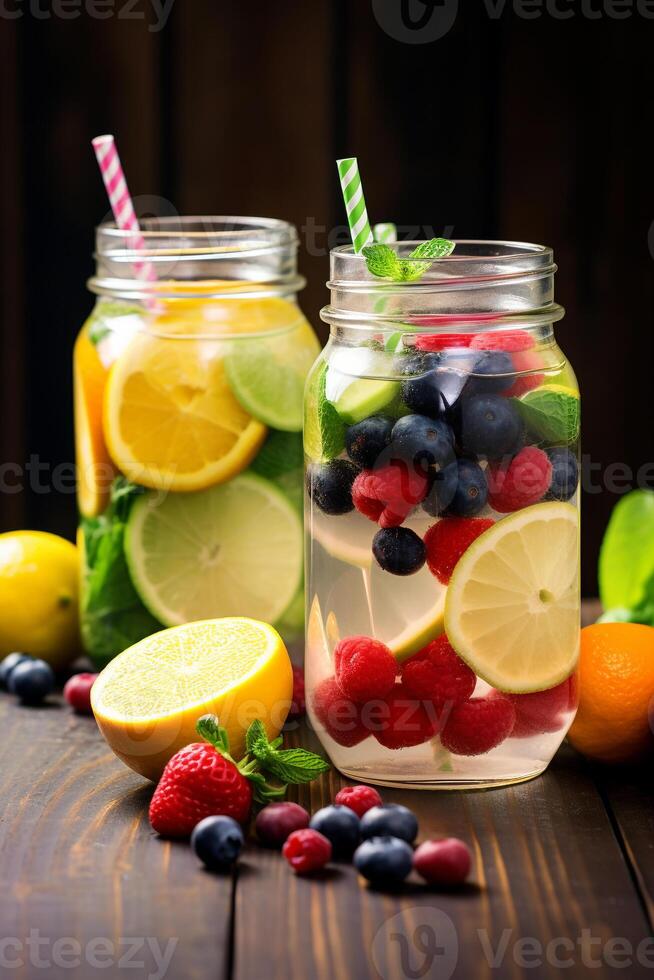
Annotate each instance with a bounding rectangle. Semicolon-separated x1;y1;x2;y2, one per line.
149;715;330;839
424;517;495;584
440;695;516;756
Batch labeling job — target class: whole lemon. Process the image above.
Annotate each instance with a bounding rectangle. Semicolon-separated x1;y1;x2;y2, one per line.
0;531;81;668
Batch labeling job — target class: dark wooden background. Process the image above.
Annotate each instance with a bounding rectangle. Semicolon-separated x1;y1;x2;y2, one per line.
1;2;653;595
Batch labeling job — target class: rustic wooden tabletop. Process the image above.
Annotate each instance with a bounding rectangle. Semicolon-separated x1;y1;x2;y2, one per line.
1;601;653;980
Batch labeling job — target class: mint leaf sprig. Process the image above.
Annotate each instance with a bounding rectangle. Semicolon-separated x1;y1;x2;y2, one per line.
197;715;331;805
362;237;455;283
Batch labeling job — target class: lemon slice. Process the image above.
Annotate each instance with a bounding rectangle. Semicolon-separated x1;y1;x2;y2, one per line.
104;331;266;492
91;617;292;780
74;330;116;517
445;502;579;693
125;472;303;628
368;562;446;662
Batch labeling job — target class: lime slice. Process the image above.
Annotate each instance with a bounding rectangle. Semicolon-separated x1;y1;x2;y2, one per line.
311;510;377;568
225;316;320;431
304;362;346;462
251;430;303;511
515;384;580;445
445;502;579;693
124;472;303;627
326;348;399;425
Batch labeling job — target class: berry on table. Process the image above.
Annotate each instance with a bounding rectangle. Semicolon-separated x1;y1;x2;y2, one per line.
288;665;306;719
421;461;458;517
334;636;397;702
354;836;414;886
413;838;472;885
306;460;360;515
487;446;552;513
8;659;55;705
312;676;369;747
360;803;419;844
424;517;495;584
466;351;514;395
390;415;455;473
458;394;523;460
440;695;516;756
191;815;244;872
255;802;310;847
309;804;361;857
352;462;429;528
63;672;98;715
366;688;438;750
447;459;489;518
545;447;579;502
401;635;476;709
283;828;332;874
0;652;32;689
373;527;426;576
346;416;394;469
334;785;383;818
502;677;576;737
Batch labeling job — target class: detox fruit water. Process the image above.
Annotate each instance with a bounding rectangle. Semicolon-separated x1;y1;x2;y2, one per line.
75;217;319;668
305;241;580;789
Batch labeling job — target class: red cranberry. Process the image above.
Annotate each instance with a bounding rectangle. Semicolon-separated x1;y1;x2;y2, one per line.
63;673;98;715
255;802;310;848
413;838;472;885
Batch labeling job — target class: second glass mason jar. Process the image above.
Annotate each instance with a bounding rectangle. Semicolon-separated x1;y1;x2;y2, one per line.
75;217;319;668
305;241;580;788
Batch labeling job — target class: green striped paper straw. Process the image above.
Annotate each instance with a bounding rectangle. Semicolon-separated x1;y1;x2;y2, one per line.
337;157;373;253
373;222;397;244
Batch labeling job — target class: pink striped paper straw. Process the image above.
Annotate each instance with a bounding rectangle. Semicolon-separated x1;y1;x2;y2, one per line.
92;134;157;289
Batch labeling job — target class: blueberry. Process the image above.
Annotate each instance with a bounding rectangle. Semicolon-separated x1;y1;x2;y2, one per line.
0;652;32;690
458;394;523;460
546;447;579;501
372;527;426;576
447;459;489;517
390;415;455;474
353;836;414;886
8;659;54;704
436;349;483;410
191;815;244;872
360;803;419;844
422;461;459;517
306;460;359;515
345;417;394;469
309;804;360;858
398;352;444;418
466;351;514;395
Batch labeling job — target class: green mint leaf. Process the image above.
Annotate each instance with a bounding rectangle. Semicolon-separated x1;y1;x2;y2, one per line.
362;243;402;280
259;748;331;785
399;238;456;282
599;490;654;612
245;719;268;755
196;715;231;755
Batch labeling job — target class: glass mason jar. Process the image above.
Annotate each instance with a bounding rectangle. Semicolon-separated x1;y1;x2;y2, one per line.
75;216;319;669
305;241;580;789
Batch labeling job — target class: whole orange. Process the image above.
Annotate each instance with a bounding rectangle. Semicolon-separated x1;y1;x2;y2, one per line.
568;622;654;762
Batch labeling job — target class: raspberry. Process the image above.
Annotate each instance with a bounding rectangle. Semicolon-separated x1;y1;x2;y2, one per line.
487;447;552;513
415;333;473;352
282;828;332;874
502;676;577;737
335;636;397;702
352;463;429;528
440;695;516;756
503;350;546;398
414;838;472;885
401;635;476;710
312;676;369;747
334;784;383;818
424;517;495;584
365;685;439;750
288;665;306;718
470;330;534;353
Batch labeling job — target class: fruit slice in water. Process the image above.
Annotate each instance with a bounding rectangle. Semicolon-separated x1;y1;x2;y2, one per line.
124;472;303;628
91;617;293;780
333;379;399;425
445;501;579;693
74;330;116;517
326;348;399;425
369;561;446;662
104;331;266;492
515;384;580;445
225;314;320;431
304;362;346;462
